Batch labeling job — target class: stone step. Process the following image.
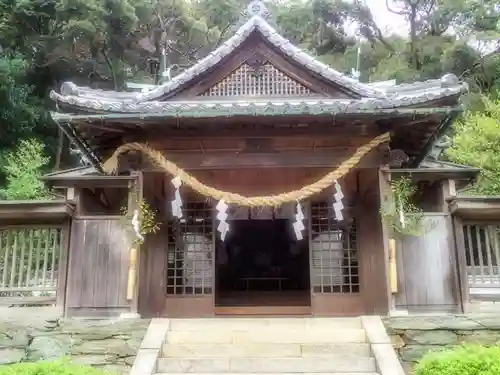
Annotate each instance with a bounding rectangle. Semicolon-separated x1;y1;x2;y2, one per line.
166;328;367;344
157;357;376;373
162;343;372;358
156;373;379;375
168;318;362;331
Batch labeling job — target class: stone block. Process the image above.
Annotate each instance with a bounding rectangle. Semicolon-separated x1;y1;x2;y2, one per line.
166;330;233;344
0;348;25;365
399;344;447;362
141;319;169;349
362;315;391;344
228;357;376;373
232;328;367;344
371;343;406;375
404;330;458;345
163;343;301;358
27;335;72;361
130;348;159;375
71;354;117;366
300;343;372;357
157;358;230;373
384;316;481;331
71;338;136;356
390;334;406;349
458;330;500;345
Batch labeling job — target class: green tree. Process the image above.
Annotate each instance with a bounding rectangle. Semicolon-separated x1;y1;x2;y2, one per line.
447;95;500;195
0;139;51;200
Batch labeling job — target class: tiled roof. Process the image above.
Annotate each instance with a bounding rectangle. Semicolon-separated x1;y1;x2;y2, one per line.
49;7;467;114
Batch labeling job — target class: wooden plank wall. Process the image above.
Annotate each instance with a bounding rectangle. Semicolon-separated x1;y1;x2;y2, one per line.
395;214;460;312
66;218;131;317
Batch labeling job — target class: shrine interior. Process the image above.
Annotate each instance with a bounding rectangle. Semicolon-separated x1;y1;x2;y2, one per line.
215;218;311;310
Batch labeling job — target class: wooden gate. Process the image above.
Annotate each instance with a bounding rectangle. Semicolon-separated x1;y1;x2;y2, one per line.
395;214;459;312
66;218;131;317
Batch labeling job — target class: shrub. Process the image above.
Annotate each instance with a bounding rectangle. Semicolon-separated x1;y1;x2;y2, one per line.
415;345;500;375
0;359;113;375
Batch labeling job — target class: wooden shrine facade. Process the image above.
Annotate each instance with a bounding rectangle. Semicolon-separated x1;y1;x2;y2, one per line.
45;1;470;318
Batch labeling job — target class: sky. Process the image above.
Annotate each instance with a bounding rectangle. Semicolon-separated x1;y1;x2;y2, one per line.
364;0;409;35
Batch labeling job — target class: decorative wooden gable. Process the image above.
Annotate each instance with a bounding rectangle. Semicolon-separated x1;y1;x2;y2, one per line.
200;61;318;98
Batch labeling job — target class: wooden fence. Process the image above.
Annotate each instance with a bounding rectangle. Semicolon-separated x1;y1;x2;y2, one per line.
0;225;68;306
463;222;500;298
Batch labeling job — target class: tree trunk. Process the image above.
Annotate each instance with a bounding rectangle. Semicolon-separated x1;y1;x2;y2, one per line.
409;4;419;69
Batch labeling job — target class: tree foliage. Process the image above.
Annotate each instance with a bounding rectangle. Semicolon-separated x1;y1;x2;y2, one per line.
0;139;51;200
447;95;500;195
0;0;498;197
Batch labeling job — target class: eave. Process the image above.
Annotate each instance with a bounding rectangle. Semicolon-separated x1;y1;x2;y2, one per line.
50;84;465;114
51;105;460;122
0;200;74;224
448;196;500;220
42;165;134;188
390;167;479;182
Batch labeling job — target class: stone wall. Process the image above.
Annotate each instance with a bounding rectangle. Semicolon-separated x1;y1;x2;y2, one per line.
0;308;150;374
384;314;500;374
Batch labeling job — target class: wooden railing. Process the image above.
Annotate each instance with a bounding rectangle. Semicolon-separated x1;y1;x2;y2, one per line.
0;225;65;305
463;223;500;296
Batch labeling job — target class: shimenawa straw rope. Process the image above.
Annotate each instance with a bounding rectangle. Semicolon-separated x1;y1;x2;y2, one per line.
103;132;390;207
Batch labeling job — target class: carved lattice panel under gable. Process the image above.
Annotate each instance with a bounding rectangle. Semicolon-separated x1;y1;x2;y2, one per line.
200;62;323;97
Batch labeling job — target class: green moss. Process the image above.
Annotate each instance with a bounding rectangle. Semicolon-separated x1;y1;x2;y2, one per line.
415;345;500;375
0;359;114;375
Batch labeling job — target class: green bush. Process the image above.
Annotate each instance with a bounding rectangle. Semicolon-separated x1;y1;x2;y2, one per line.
415;345;500;375
0;359;113;375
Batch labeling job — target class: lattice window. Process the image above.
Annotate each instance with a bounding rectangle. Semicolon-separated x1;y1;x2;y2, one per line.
201;63;315;97
310;202;359;293
166;202;213;295
463;223;500;286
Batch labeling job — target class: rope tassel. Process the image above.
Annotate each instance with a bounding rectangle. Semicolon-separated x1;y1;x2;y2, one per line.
102;132;390;207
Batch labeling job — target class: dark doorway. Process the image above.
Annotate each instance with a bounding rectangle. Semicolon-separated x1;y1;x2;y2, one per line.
215;219;311;314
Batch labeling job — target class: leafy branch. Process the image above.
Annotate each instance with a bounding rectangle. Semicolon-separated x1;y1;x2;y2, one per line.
120;197;160;246
380;176;426;237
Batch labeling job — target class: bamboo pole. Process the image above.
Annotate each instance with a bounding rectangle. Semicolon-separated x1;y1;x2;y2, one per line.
389;238;398;293
126;247;138;301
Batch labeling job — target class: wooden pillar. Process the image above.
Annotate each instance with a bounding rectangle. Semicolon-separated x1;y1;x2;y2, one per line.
357;168;391;315
452;215;469;313
439;178;463;312
56;218;72;316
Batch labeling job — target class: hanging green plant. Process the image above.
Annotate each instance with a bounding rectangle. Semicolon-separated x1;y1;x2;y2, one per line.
380;176;426;237
120;197;160;246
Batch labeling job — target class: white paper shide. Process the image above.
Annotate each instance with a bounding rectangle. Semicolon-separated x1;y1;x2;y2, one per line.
293;202;305;240
131;209;144;242
216;199;230;241
333;180;344;221
171;176;183;218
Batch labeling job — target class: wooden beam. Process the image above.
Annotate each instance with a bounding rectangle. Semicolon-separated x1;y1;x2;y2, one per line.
138;149;383;170
116;125;382;143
